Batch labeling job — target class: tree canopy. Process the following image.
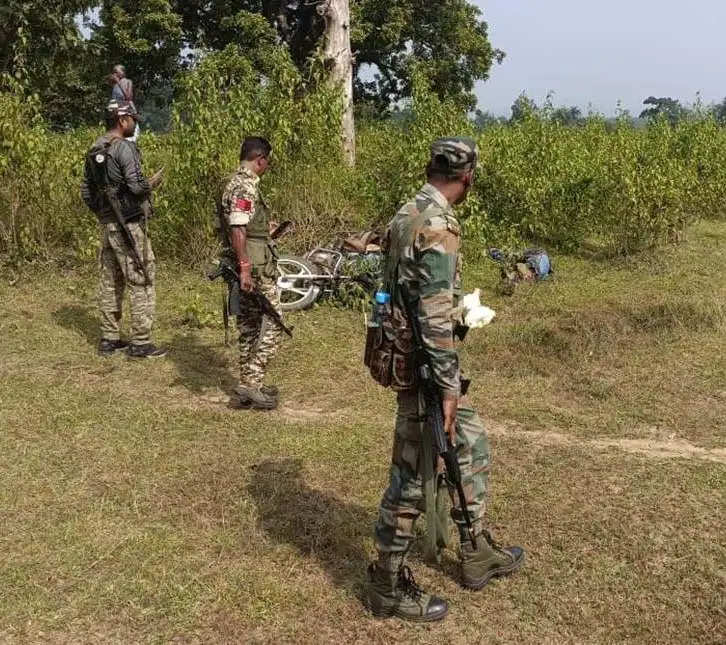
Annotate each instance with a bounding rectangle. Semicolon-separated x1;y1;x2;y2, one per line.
639;96;688;126
1;1;99;126
2;0;504;126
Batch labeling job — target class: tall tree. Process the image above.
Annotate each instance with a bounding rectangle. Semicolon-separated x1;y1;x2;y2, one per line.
639;96;687;126
352;0;504;112
171;1;502;112
321;0;355;165
0;1;98;126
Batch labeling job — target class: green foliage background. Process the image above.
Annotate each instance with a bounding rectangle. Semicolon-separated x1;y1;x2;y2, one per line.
2;50;726;268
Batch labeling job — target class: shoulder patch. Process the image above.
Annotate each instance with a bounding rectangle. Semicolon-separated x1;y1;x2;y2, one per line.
235;197;253;212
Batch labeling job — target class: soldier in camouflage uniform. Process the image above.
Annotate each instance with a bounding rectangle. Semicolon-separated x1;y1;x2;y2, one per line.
366;138;525;622
218;137;284;410
81;100;165;359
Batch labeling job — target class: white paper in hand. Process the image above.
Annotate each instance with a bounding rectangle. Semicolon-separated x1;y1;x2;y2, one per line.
461;288;496;329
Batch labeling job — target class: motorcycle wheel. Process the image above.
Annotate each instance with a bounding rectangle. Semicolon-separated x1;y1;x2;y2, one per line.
276;256;322;311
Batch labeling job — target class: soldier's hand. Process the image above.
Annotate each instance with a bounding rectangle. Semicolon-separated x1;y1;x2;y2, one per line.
149;167;165;189
442;394;459;445
239;265;254;292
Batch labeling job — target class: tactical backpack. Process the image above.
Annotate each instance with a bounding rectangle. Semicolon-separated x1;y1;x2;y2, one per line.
83;138;121;216
521;248;553;280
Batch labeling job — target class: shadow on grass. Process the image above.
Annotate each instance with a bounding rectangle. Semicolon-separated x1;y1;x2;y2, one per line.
248;458;372;599
167;331;238;395
52;304;98;347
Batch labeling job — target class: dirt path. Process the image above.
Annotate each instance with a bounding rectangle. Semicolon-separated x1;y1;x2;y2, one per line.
488;424;726;464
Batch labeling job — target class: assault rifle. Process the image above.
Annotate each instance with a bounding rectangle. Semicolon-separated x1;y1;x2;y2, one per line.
208;259;293;338
400;284;477;550
105;187;152;285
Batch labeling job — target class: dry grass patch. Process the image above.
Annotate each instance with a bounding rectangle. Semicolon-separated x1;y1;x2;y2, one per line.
1;219;725;643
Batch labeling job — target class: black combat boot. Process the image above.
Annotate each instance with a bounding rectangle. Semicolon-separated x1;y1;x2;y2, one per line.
460;530;525;590
98;338;129;356
128;343;168;359
365;556;448;622
235;385;278;410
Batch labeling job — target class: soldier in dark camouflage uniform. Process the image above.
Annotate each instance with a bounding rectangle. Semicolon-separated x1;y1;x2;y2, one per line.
218;137;284;410
366;138;525;622
81;100;165;359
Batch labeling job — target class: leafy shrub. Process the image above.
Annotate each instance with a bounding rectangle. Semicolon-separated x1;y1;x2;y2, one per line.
2;65;726;267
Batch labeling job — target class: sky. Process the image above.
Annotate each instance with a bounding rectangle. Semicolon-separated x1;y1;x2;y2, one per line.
474;0;726;117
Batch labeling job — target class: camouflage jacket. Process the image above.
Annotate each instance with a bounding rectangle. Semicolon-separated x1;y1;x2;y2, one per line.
218;162;275;278
383;183;462;396
218;163;270;240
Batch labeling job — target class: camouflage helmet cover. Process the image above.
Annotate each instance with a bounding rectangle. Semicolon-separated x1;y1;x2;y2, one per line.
428;136;478;176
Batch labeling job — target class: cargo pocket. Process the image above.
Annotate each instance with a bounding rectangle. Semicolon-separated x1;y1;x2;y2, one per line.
391;351;415;390
389;311;415;392
368;327;393;388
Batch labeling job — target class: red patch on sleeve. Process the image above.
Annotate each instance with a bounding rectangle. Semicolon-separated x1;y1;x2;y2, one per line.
234;198;253;212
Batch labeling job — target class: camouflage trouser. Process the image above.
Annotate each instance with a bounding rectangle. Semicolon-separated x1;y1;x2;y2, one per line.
98;221;156;346
374;389;490;555
237;279;284;388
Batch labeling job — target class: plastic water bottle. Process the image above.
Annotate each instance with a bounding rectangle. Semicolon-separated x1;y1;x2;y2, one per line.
372;291;391;327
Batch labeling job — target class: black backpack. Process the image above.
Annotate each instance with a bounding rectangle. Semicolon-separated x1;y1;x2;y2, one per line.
83;138;119;214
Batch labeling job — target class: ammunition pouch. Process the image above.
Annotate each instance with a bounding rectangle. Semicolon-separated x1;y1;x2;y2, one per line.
246;236;276;280
364;305;415;391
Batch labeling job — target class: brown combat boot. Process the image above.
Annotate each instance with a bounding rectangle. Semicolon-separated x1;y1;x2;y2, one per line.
260;384;279;397
460;530;525;590
235;385;278;410
365;555;448;622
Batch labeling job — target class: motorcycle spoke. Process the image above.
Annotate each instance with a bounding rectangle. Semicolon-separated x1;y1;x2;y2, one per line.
287;286;312;296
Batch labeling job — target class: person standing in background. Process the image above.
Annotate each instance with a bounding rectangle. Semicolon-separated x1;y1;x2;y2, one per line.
109;65;140;142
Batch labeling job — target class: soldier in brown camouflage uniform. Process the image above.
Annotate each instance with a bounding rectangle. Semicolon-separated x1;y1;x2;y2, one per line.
81;100;165;359
365;138;525;622
218;137;284;410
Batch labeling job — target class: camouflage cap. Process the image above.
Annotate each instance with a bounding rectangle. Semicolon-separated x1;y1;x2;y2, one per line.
106;99;139;119
429;137;478;176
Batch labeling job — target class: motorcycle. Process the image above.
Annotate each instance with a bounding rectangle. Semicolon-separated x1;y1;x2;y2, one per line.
276;231;382;312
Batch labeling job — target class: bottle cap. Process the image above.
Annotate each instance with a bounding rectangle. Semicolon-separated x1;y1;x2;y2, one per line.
375;291;391;304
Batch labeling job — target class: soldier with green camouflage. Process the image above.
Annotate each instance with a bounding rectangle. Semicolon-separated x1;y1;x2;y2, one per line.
218;137;284;410
81;100;165;359
366;138;525;622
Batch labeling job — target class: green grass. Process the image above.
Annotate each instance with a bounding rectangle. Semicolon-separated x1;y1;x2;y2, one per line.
1;221;725;643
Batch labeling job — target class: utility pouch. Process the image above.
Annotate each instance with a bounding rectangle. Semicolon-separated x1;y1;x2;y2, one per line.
246;237;276;279
365;305;415;391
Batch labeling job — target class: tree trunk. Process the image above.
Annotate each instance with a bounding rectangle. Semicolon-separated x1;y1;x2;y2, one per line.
321;0;355;166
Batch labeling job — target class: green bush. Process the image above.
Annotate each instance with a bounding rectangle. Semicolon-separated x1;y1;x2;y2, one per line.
2;61;726;267
474;113;726;255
